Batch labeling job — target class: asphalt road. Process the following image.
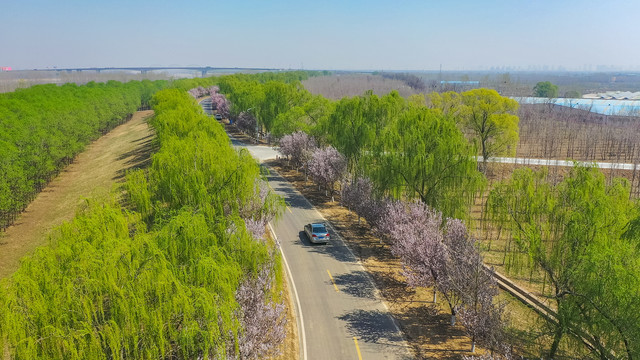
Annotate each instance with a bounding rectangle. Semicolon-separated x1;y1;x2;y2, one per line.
267;170;412;360
200;99;412;359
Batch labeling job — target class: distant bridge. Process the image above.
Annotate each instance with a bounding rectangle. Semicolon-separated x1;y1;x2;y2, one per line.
33;66;283;77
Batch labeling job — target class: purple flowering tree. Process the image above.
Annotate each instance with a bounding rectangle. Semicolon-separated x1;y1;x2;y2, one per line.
278;131;317;172
235;267;287;359
240;180;283;243
208;85;220;95
444;219;504;352
308;146;347;197
458;299;505;353
343;192;506;353
340;177;373;213
188;86;208;98
244;218;267;241
384;200;447;304
340;177;379;226
211;93;230;118
237;111;258;137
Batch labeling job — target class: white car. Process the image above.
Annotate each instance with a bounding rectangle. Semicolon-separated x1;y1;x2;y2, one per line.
304;223;330;244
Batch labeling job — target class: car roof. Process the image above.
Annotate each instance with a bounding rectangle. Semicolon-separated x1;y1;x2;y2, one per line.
311;223;325;226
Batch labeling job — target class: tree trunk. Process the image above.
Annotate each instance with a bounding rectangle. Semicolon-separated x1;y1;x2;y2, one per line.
450;314;456;326
549;325;564;359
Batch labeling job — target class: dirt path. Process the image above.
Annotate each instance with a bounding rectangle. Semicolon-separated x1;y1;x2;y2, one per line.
0;110;155;278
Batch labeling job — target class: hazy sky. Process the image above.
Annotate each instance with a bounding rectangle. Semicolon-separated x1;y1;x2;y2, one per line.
1;0;639;71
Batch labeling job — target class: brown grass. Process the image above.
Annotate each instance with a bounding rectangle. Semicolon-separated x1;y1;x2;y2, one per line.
0;110;155;279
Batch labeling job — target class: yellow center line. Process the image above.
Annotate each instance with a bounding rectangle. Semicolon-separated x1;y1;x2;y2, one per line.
326;269;339;292
353;337;363;360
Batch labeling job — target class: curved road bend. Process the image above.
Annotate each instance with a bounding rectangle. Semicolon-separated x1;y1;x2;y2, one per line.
200;99;412;359
268;170;412;360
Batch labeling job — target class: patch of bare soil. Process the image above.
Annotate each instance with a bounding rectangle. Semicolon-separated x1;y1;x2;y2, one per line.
266;160;488;359
0;110;155;278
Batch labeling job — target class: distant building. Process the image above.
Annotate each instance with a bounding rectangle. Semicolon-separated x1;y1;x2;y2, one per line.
583;91;640;100
0;66;12;71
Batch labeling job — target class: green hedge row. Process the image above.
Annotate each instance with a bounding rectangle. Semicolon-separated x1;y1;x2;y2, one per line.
0;80;163;230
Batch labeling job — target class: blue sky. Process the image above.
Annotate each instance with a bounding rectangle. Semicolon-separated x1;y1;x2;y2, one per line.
1;0;638;70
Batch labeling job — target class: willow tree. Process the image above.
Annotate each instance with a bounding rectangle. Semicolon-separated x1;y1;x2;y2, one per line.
321;95;372;172
369;106;483;219
320;91;405;174
271;94;334;139
427;91;464;118
259;81;307;136
487;165;640;359
460;89;519;172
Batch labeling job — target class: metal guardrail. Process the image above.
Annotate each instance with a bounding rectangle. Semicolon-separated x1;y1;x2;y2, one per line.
487;266;615;358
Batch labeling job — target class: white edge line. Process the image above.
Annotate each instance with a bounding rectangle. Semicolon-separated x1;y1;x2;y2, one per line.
268;222;307;360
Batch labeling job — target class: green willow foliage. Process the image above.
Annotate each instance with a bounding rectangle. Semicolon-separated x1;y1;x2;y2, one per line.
217;71;326;134
216;73;485;218
368;105;484;219
0;88;284;359
0;80;164;230
486;165;640;358
167;77;219;93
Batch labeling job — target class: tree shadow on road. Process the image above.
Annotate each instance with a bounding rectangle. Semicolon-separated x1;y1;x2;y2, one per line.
332;270;377;299
337;309;413;360
296;232;356;263
268;177;315;211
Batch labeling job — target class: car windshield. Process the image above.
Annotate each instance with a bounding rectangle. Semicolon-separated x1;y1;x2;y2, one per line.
312;225;327;233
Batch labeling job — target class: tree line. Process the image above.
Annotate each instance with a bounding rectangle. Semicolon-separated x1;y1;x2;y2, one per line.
219;74;520;219
0;88;287;359
0;80;163;230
